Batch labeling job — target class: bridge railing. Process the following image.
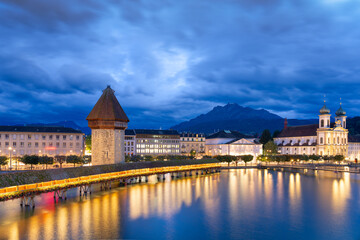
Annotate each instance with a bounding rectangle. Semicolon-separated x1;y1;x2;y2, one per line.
0;163;221;200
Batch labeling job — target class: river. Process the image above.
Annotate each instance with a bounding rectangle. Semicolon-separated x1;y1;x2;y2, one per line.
0;169;360;239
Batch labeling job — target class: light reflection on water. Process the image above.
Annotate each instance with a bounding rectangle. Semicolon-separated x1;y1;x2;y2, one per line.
0;169;360;239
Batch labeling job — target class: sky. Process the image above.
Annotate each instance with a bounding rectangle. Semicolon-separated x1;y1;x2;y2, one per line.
0;0;360;129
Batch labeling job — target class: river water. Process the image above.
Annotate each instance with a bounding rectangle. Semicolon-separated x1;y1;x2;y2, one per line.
0;169;360;240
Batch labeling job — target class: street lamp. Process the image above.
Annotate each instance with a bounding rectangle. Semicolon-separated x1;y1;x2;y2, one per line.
8;147;12;170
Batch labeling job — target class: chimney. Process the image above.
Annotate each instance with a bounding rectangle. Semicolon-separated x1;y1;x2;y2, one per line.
284;118;288;129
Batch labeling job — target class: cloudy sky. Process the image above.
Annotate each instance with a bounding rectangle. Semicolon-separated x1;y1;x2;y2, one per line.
0;0;359;129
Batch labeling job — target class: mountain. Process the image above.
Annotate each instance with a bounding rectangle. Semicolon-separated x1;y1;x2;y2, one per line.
171;103;317;135
14;121;91;135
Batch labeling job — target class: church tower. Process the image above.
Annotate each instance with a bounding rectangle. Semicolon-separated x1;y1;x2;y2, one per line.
335;101;347;128
319;100;330;128
87;86;129;165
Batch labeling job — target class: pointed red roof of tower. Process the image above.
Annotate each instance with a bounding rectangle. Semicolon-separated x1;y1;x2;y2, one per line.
87;85;129;122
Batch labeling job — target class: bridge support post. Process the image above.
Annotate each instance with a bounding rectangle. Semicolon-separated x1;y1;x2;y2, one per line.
79;184;92;196
54;189;67;200
20;195;35;208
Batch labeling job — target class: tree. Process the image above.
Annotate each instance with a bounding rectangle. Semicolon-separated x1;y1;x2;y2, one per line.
0;156;8;170
156;155;166;161
216;155;236;166
240;155;254;166
260;129;272;145
20;155;39;170
85;135;91;152
144;155;154;161
131;155;142;162
66;155;83;167
272;130;281;139
39;156;54;169
190;149;196;159
125;155;131;162
55;155;66;168
334;155;345;163
264;141;278;155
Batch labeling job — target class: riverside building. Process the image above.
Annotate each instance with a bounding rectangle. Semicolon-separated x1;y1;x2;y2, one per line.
125;129;180;156
180;133;206;157
205;130;262;157
274;101;357;159
0;126;84;157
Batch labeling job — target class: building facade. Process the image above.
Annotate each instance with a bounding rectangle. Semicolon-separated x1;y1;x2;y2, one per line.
180;133;205;157
124;129;136;156
0;126;84;158
205;130;262;158
124;129;180;156
275;102;350;157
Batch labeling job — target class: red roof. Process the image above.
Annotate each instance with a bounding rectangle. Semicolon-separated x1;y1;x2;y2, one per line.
277;124;318;138
87;86;129;122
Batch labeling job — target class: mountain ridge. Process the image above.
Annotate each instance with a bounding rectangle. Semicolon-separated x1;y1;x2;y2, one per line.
171;103;318;134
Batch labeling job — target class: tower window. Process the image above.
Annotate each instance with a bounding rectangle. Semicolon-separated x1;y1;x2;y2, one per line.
320;137;323;144
321;120;324;128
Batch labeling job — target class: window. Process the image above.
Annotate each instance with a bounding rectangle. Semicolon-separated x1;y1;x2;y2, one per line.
56;135;60;140
320;137;323;144
63;135;67;140
5;134;9;140
28;143;31;147
5;142;9;146
76;142;80;147
20;135;24;140
70;135;73;140
337;137;340;144
56;142;60;147
76;136;80;140
35;135;39;140
49;135;53;140
49;142;53;147
12;134;16;140
42;135;46;140
42;142;46;147
321;119;324;127
35;142;38;147
20;142;24;147
63;143;66;147
28;134;31;140
13;142;16;147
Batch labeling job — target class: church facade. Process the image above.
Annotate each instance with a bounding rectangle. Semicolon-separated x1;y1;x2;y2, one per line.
274;102;350;157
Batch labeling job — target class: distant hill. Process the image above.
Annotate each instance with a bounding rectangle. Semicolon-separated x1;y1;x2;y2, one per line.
14;121;91;135
171;103;318;135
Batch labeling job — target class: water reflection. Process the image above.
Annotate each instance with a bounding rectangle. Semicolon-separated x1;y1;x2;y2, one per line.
0;169;360;240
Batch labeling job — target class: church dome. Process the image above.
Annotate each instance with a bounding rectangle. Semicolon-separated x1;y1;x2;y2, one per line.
335;105;346;116
319;103;330;115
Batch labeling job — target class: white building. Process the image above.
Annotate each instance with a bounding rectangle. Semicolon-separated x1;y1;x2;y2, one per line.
205;130;262;157
348;135;360;161
125;129;180;156
180;133;205;157
0;126;84;158
275;102;355;158
124;129;136;156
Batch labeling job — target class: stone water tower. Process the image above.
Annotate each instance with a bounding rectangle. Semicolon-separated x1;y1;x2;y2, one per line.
87;86;129;165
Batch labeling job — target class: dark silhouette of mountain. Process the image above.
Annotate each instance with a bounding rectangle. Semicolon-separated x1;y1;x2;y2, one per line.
14;121;91;135
171;103;318;135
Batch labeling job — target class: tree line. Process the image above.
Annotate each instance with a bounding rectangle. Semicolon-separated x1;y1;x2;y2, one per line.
256;154;345;163
0;155;84;170
215;155;254;166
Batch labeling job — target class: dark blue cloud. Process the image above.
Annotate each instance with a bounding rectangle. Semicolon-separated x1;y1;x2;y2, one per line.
0;0;359;129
